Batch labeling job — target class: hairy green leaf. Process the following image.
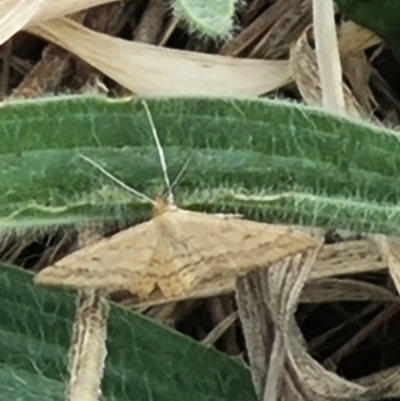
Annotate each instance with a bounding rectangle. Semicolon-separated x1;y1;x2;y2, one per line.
0;263;255;400
172;0;238;38
2;95;400;235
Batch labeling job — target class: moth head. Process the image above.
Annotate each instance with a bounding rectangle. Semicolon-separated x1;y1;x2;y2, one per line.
153;195;178;216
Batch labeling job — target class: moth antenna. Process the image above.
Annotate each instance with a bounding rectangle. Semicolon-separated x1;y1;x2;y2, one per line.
141;101;174;204
79;153;156;206
170;152;195;193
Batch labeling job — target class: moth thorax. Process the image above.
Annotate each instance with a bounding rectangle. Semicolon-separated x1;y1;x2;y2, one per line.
153;196;177;216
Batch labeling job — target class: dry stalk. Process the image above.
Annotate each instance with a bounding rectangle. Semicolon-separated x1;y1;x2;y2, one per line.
312;0;345;112
67;290;109;401
66;228;109;401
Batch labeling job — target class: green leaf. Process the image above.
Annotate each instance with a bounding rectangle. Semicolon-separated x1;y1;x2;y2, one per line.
335;0;400;58
0;263;255;400
2;95;400;235
172;0;238;39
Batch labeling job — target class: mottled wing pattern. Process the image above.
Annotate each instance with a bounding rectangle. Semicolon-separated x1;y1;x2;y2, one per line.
146;209;318;298
35;208;318;301
35;219;161;298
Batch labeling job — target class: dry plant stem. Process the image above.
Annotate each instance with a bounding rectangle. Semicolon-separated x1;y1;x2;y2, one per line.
324;303;400;369
67;290;109;401
158;17;179;46
308;303;380;351
243;0;270;26
312;0;345;112
236;271;274;399
207;297;239;354
236;246;322;401
201;311;238;346
134;0;167;43
220;0;302;56
263;332;284;401
0;38;12;98
249;0;312;59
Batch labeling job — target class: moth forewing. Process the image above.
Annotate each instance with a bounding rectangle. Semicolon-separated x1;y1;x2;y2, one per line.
35;207;318;300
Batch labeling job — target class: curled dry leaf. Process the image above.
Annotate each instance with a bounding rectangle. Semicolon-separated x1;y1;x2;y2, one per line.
341;54;376;115
338;21;380;115
289;27;366;118
339;21;382;56
237;239;400;401
236;246;322;400
27;17;292;97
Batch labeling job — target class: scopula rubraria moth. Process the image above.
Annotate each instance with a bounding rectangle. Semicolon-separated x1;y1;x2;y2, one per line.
35;102;318;301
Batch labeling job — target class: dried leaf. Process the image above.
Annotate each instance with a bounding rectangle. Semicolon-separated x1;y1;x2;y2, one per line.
27;17;292;97
0;0;49;45
289;27;366;118
236;245;322;401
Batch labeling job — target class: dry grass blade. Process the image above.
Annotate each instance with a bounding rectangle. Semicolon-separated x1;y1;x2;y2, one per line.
312;0;344;112
323;302;400;369
0;0;49;45
27;17;292;97
30;0;120;27
0;0;122;45
200;311;238;346
236;271;274;400
67;290;109;401
219;0;304;57
249;0;312;60
301;278;399;303
134;0;168;43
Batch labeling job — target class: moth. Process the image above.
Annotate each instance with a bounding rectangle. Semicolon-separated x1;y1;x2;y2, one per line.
35;102;317;302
